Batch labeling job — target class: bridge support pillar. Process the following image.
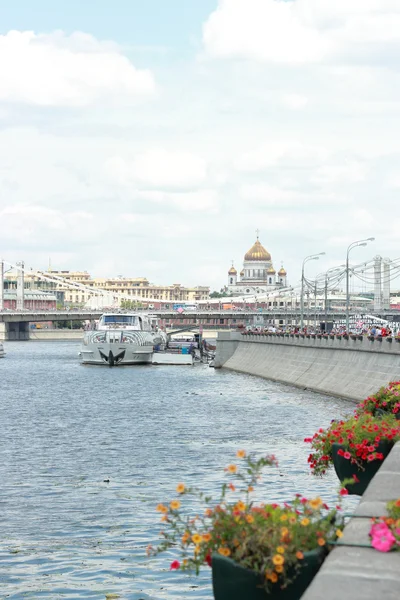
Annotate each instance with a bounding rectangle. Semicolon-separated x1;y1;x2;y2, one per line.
374;255;382;311
382;259;390;310
7;321;29;341
0;260;4;310
16;261;24;310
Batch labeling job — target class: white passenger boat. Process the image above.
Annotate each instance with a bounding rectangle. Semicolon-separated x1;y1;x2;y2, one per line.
0;342;5;358
80;313;167;366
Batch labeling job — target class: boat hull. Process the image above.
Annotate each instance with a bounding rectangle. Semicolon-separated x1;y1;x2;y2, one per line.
80;343;154;366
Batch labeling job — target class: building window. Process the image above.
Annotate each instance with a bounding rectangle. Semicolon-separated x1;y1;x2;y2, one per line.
230;278;233;284
269;278;272;284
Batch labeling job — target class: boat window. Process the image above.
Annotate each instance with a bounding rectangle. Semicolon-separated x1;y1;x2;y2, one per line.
103;315;137;326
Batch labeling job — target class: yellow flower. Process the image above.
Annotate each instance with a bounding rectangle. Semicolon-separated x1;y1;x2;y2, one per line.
276;546;285;554
183;559;188;566
192;533;202;544
296;551;304;560
280;514;288;522
156;504;168;514
301;518;310;526
236;450;246;458
309;497;323;510
227;464;237;473
272;554;284;566
236;501;246;511
170;500;181;511
280;527;289;536
275;565;284;573
181;533;189;544
176;483;185;494
317;538;326;546
202;533;212;542
246;515;254;524
218;547;231;557
194;544;200;555
336;529;343;538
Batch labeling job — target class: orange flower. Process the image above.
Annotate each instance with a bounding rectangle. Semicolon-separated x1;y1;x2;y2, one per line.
272;554;284;566
205;508;213;517
248;486;254;492
181;533;189;544
236;450;246;458
280;514;288;522
309;497;323;510
227;464;237;473
176;483;185;494
270;572;278;583
235;501;246;511
229;483;236;492
170;500;181;511
156;504;168;514
246;515;254;524
192;533;202;544
194;545;200;555
301;518;310;526
280;527;289;536
233;538;240;547
218;547;231;557
276;546;285;554
275;565;284;573
296;551;304;560
160;515;168;522
317;538;326;546
289;516;297;524
202;533;212;542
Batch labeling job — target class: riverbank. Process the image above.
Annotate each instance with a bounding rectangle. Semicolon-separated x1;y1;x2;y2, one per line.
214;331;400;402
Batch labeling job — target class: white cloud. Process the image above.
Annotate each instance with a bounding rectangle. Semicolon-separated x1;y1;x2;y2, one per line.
282;93;308;110
105;149;207;190
0;30;156;107
203;0;400;65
310;162;367;184
234;140;328;172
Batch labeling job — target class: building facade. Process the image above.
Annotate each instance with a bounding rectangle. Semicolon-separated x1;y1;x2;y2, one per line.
227;236;288;296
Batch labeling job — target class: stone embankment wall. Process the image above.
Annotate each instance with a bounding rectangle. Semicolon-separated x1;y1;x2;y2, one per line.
301;442;400;600
214;332;400;402
29;329;84;341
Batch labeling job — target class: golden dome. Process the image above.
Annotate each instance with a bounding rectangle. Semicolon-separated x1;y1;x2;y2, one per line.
278;267;287;276
228;266;237;275
244;239;271;262
240;269;244;276
267;266;276;274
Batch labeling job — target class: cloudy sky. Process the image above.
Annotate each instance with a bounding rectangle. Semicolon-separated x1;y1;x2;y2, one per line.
0;0;399;291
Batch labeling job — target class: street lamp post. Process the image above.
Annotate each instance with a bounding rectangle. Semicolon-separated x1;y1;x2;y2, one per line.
345;238;375;332
300;253;325;330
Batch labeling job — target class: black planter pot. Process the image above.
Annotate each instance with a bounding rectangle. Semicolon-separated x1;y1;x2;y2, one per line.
332;441;394;496
212;550;325;600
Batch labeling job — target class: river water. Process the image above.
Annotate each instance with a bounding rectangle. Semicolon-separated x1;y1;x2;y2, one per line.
0;342;357;600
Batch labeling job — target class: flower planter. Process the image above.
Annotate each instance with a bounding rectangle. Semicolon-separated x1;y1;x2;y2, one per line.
332;441;394;496
212;550;325;600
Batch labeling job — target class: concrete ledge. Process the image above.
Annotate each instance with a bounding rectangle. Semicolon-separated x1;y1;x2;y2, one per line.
301;442;400;600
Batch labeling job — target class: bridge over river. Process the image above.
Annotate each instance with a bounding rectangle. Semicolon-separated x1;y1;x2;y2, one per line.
1;309;399;340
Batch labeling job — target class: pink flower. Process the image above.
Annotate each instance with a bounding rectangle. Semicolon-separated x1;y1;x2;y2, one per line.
353;474;360;483
343;451;351;460
170;560;181;570
370;523;396;552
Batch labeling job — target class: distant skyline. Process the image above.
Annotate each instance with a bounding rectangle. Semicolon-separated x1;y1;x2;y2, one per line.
1;1;399;291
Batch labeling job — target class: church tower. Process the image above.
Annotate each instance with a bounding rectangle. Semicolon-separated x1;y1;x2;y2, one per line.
228;264;237;286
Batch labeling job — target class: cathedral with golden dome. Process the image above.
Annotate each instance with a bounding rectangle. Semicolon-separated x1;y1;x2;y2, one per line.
227;234;288;296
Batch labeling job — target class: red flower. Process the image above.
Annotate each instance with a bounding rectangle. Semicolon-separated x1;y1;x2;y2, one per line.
339;488;349;496
205;553;212;567
170;560;181;570
353;474;360;483
343;451;351;460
